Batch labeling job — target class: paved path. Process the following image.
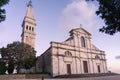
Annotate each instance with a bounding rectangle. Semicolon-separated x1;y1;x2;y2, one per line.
12;75;120;80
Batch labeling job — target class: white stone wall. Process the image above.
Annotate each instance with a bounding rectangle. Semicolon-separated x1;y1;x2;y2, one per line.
51;42;107;77
37;28;108;77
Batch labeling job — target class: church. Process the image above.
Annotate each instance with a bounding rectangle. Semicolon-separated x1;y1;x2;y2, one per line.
36;28;108;77
21;0;107;76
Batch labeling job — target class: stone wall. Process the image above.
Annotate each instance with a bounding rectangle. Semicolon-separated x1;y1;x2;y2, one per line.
0;74;50;80
0;74;25;80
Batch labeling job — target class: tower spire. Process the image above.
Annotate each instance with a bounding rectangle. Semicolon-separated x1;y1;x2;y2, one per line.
25;0;35;20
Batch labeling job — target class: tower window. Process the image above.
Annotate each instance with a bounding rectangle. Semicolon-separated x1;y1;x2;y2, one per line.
81;36;86;48
26;25;28;30
32;27;34;32
29;26;31;31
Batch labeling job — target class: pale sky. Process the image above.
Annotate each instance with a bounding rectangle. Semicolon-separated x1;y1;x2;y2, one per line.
0;0;120;74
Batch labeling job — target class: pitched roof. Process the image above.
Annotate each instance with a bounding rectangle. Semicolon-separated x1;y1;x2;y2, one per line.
69;27;91;36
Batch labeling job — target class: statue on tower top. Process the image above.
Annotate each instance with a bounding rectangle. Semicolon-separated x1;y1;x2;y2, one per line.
28;0;32;7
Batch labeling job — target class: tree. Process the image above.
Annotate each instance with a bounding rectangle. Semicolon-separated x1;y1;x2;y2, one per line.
0;41;36;74
24;57;36;69
0;60;6;74
87;0;120;35
7;59;14;74
0;0;9;23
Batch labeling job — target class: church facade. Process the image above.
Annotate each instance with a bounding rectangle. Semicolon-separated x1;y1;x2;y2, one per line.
36;28;108;77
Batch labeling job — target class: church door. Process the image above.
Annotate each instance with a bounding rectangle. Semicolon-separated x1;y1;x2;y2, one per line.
97;65;101;73
67;64;71;74
83;61;88;73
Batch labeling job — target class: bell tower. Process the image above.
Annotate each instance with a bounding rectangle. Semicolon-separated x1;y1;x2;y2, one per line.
21;0;36;48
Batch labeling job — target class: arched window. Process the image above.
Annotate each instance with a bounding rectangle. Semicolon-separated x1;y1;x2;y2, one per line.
32;27;34;32
81;36;86;48
95;55;100;59
26;25;28;30
29;26;31;31
65;51;72;56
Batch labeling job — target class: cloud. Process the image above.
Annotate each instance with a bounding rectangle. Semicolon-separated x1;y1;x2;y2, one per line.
60;0;104;31
115;56;120;59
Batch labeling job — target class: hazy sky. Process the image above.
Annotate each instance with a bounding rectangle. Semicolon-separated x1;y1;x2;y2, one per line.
0;0;120;73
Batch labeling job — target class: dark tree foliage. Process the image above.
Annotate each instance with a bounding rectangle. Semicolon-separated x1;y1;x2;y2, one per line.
0;0;9;23
0;60;6;74
7;59;14;74
24;57;36;69
87;0;120;35
0;41;36;73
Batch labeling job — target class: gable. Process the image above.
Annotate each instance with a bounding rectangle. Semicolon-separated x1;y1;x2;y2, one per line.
70;28;91;36
62;28;91;46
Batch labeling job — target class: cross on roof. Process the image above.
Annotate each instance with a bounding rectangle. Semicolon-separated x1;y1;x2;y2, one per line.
80;24;82;28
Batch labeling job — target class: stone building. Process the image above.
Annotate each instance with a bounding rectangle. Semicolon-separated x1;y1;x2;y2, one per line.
36;28;108;77
21;0;36;48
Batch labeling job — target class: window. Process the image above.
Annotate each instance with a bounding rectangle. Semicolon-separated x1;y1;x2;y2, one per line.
65;51;72;56
29;26;31;31
32;27;34;32
26;25;28;30
95;55;100;59
81;36;86;48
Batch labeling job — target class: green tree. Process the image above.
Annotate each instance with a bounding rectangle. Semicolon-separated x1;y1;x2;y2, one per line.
0;0;9;23
7;59;14;74
0;41;36;74
0;60;6;74
87;0;120;35
24;57;36;69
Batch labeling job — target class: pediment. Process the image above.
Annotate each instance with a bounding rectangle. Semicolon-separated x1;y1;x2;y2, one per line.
70;28;91;36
